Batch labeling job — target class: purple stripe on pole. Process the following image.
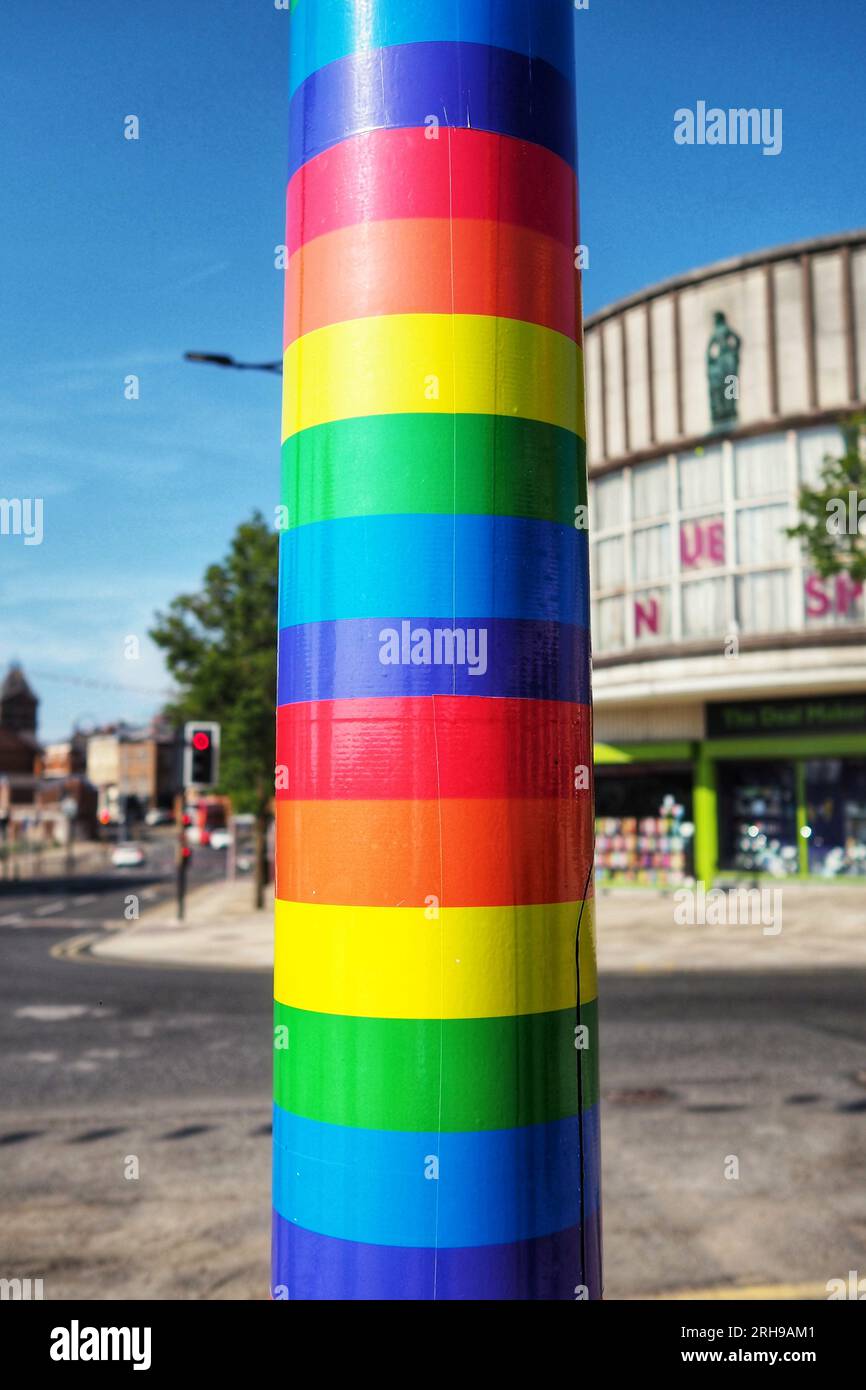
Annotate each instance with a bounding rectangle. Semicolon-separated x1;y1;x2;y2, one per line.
271;1212;602;1301
288;42;576;179
277;617;590;705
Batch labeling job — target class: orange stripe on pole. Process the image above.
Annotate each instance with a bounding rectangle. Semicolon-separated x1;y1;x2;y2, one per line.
274;797;594;908
284;219;581;346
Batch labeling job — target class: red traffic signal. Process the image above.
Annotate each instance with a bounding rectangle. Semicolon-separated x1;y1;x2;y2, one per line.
183;722;220;788
99;810;111;825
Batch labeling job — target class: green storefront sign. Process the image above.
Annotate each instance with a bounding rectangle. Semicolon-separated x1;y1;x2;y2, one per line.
707;694;866;739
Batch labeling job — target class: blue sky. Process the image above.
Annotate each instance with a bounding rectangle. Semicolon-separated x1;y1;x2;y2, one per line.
1;0;865;738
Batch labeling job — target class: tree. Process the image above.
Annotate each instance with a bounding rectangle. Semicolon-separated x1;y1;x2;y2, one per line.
787;412;866;583
150;513;278;908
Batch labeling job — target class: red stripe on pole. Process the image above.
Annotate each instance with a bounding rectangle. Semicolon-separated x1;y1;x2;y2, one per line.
286;126;578;257
276;697;592;800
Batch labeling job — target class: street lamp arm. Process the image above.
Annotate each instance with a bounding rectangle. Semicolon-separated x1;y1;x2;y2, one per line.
183;351;282;375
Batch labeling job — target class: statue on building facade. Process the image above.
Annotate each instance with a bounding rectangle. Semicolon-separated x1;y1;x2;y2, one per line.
707;309;741;431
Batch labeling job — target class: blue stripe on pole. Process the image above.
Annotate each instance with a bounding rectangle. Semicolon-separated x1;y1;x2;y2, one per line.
288;42;577;178
278;516;589;628
288;0;577;97
276;617;590;705
272;1105;600;1249
271;1208;603;1300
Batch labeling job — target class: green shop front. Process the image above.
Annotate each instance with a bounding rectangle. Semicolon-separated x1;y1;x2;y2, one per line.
594;692;866;886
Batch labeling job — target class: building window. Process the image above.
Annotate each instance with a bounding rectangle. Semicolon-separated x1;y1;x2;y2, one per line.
678;447;724;510
592;535;625;590
680;514;726;571
734;434;788;499
633;524;671;582
589;426;864;656
735;503;790;566
631;459;669;521
717;760;799;875
681;575;727;639
593;596;625;651
595;772;694;886
805;759;866;876
803;572;865;627
736;569;788;633
798;426;844;487
633;586;670;642
592;473;625;532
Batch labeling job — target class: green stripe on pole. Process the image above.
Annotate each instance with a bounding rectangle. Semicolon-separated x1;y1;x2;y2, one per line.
280;414;587;530
273;998;600;1131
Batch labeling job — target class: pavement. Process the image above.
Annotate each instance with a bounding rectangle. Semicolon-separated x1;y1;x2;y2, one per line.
87;877;866;974
89;876;273;971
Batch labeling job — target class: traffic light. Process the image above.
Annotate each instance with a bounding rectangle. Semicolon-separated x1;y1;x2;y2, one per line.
183;722;220;788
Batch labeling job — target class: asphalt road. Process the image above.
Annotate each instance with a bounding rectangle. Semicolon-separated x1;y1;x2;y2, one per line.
1;884;864;1298
0;833;226;932
599;969;866;1298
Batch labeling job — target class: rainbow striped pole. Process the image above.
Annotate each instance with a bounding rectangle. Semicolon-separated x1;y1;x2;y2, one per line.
273;0;600;1300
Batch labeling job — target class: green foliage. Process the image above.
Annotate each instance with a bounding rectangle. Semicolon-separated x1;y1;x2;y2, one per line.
787;413;866;583
150;512;277;815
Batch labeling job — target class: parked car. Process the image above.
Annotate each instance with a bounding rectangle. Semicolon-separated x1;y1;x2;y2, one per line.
111;843;147;869
145;808;174;827
208;829;232;851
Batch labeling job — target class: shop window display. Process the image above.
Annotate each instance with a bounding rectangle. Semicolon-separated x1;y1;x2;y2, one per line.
805;759;866;877
595;773;694;885
718;761;799;875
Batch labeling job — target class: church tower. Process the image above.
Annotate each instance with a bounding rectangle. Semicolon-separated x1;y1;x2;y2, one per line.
0;664;38;735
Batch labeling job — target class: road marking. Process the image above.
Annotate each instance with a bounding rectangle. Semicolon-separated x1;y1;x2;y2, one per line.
34;901;66;917
7;917;104;931
51;932;101;963
16;1004;91;1021
0;913;24;926
73;894;98;906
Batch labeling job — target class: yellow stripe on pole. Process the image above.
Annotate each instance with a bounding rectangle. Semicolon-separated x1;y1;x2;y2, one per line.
281;314;583;440
274;898;597;1019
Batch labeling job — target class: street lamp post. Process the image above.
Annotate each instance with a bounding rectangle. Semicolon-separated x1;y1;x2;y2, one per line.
60;796;78;877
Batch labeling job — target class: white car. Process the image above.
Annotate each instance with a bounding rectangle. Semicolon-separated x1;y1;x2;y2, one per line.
208;829;232;851
111;843;147;869
145;808;174;827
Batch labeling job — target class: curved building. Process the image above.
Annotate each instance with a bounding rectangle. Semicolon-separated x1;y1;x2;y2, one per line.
587;230;866;883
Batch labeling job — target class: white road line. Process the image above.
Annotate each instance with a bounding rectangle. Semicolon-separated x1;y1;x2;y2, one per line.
34;901;66;917
0;914;24;926
73;895;98;906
